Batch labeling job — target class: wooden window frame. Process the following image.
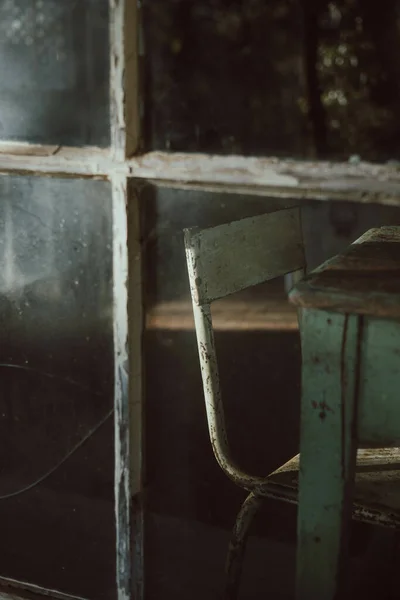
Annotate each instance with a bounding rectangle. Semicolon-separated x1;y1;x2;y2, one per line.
1;1;400;599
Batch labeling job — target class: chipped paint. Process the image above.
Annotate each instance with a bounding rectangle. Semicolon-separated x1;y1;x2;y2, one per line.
183;210;306;489
110;0;140;158
0;145;112;177
112;174;133;600
225;491;264;599
2;145;400;205
269;449;400;530
112;175;144;600
4;2;400;598
109;0;144;597
184;210;306;599
290;226;400;318
133;151;299;187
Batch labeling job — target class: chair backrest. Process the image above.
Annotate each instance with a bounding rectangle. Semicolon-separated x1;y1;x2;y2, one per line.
184;207;305;306
183;207;306;490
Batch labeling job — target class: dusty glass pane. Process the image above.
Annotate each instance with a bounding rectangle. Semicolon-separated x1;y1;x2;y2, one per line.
143;186;400;598
0;176;115;599
0;0;109;146
144;0;400;162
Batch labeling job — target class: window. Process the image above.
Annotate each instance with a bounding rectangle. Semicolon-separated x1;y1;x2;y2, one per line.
0;1;400;599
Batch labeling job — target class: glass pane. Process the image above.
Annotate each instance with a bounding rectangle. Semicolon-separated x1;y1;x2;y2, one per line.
0;0;109;146
143;187;298;600
143;186;400;598
144;0;400;162
0;176;115;599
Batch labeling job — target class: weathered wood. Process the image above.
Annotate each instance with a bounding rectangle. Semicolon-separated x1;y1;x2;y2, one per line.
290;226;400;317
296;309;360;600
2;145;400;206
0;146;112;177
185;208;305;305
359;317;400;446
109;1;144;597
130;152;400;205
0;141;60;156
284;234;400;598
112;176;144;600
110;0;141;158
112;175;132;600
268;448;400;529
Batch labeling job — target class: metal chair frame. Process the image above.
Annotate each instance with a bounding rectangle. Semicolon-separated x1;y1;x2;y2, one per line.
184;207;305;598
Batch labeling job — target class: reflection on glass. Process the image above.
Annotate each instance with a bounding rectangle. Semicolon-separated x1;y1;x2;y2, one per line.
0;0;109;146
0;176;115;599
144;0;400;161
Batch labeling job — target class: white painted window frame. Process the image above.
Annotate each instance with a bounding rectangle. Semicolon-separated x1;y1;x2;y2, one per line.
1;1;400;599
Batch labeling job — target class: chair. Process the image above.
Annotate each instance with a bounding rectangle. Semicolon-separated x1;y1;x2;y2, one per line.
184;207;305;598
184;210;400;599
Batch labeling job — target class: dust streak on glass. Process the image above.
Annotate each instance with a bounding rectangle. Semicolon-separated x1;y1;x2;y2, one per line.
0;175;115;600
0;0;109;146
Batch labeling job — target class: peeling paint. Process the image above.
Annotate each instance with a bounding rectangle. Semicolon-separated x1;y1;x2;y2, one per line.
270;449;400;530
2;146;400;205
184;211;306;502
290;227;400;318
112;174;132;600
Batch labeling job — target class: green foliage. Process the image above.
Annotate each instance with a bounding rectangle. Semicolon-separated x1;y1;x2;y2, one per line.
143;0;400;161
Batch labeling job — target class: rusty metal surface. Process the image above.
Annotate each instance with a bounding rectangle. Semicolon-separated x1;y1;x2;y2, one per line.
224;492;264;600
268;448;400;528
184;210;306;599
184;210;305;491
290;226;400;317
184;208;304;305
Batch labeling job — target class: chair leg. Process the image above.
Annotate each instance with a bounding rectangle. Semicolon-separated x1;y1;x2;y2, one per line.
224;491;264;600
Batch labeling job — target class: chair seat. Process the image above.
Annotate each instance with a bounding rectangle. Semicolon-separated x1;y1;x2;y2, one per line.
267;448;400;528
289;226;400;318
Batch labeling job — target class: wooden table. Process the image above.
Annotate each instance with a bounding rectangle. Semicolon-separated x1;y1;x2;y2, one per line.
286;226;400;599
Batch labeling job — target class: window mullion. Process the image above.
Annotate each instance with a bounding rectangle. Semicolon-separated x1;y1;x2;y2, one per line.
110;0;141;160
112;173;144;600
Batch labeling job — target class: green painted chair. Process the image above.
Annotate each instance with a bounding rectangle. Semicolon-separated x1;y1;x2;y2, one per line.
184;209;400;599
